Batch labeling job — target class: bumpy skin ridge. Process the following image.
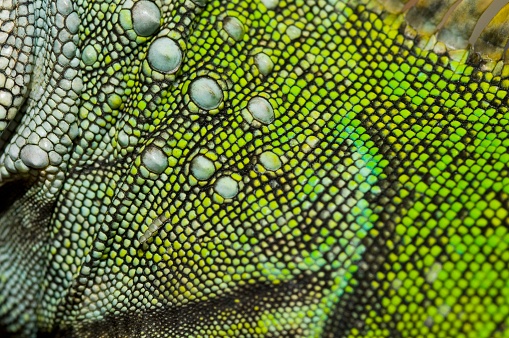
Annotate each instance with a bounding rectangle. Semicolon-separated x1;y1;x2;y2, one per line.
0;0;509;337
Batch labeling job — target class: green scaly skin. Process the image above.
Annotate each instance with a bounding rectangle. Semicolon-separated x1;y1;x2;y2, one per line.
0;0;508;337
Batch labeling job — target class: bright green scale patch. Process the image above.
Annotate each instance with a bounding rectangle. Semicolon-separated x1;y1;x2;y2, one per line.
343;9;509;338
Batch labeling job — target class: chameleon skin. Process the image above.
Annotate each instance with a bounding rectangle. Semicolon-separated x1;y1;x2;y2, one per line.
0;0;508;337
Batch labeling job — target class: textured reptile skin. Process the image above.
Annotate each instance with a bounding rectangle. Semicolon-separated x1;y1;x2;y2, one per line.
0;0;508;337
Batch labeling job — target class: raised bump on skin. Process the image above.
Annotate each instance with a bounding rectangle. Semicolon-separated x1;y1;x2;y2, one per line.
56;0;73;15
147;37;183;73
132;1;161;37
254;53;274;76
223;16;245;41
215;176;239;198
260;151;281;171
141;147;168;174
82;45;97;65
20;144;50;169
248;97;274;124
190;77;223;110
261;0;279;9
191;155;216;180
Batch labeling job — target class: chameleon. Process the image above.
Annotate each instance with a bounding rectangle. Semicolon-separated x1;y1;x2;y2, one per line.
0;0;508;336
